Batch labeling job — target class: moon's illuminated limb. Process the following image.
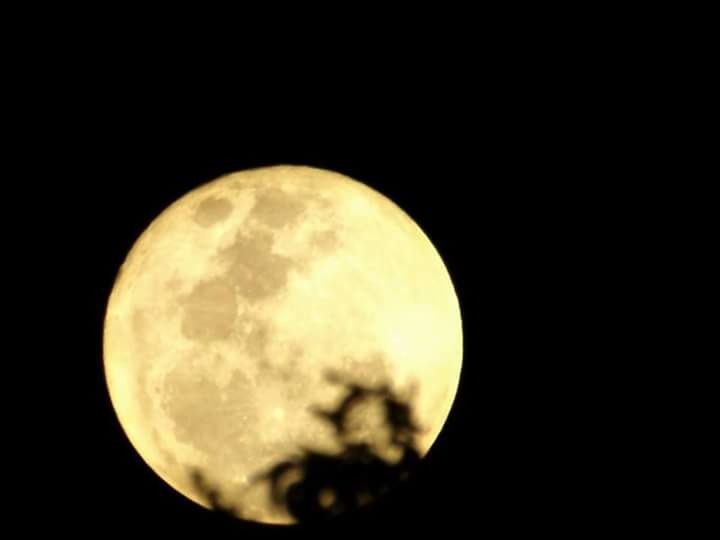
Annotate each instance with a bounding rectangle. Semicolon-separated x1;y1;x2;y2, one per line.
103;166;462;524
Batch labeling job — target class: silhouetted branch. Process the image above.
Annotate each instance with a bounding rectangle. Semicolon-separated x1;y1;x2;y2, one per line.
258;373;422;522
190;372;422;523
190;469;241;519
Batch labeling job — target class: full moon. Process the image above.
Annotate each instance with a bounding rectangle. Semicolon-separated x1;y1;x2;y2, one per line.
103;165;462;524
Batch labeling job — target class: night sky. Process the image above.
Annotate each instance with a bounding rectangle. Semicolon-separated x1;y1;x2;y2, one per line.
29;73;604;536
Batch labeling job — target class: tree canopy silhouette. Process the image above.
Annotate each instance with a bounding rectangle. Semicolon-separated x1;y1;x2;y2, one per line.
191;371;422;523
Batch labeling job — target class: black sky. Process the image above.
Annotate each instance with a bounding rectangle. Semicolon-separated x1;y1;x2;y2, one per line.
20;55;618;536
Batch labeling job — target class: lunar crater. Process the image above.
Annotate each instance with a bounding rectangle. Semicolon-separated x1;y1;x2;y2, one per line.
250;186;307;228
220;229;294;302
194;196;233;227
179;277;237;342
162;365;257;459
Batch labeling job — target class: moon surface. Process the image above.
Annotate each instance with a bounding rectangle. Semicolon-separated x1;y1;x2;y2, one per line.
103;166;462;524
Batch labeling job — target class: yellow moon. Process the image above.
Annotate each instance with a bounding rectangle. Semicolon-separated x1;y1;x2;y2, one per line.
103;165;462;524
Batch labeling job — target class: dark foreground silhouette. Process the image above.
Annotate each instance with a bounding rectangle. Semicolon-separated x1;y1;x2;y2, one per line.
191;372;422;523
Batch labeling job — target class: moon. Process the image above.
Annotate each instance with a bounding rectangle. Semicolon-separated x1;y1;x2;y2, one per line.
103;165;462;524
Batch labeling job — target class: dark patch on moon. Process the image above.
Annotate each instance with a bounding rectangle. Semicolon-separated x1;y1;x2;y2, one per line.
251;187;306;228
162;365;258;458
220;230;294;302
180;277;237;342
194;197;233;227
180;186;342;347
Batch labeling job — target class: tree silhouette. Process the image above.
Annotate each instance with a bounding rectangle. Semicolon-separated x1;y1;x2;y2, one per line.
191;371;422;523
